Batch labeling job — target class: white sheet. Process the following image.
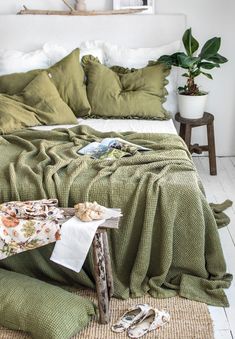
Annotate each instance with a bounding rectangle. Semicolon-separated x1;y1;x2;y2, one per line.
32;118;177;135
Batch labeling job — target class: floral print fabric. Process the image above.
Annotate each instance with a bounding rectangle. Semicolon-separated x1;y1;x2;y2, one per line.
0;199;64;260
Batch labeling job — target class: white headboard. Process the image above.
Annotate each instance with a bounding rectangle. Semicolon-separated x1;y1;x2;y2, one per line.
0;14;186;51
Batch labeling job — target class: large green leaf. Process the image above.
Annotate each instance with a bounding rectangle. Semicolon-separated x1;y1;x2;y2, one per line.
183;28;199;56
158;52;186;67
177;54;200;69
206;53;228;64
201;71;213;79
170;52;187;66
157;55;173;66
191;69;201;78
199;37;221;59
199;62;220;69
178;86;187;93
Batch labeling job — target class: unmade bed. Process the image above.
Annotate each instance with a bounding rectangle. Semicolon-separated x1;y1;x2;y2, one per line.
0;123;232;307
0;14;232;333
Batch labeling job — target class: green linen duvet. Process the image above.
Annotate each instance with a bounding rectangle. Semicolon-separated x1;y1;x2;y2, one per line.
0;125;232;307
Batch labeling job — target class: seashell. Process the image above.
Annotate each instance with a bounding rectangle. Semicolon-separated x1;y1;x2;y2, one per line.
80;212;92;222
74;201;105;222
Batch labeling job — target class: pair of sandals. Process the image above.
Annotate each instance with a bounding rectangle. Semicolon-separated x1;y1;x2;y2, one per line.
111;303;170;338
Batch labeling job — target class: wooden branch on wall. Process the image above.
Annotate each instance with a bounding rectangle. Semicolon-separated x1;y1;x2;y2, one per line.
17;6;146;16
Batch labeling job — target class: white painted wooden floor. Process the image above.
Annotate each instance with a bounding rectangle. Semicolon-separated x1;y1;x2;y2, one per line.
194;157;235;339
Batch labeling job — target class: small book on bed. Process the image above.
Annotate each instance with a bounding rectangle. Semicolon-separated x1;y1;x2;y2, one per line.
78;137;150;160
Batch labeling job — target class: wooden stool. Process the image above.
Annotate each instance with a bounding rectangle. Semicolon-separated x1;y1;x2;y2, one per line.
175;112;217;175
62;208;120;324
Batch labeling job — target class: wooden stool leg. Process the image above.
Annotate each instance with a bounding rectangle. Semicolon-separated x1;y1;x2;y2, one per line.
207;122;217;175
92;232;110;324
179;123;186;139
184;124;192;152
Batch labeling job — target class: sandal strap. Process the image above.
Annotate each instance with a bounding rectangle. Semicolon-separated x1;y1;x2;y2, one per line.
149;309;170;331
121;303;150;320
112;303;150;331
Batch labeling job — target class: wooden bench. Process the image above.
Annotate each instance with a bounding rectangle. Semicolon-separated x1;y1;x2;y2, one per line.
62;208;120;324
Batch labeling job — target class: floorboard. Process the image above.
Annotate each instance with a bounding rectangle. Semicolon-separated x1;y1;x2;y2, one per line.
214;330;233;339
193;156;235;339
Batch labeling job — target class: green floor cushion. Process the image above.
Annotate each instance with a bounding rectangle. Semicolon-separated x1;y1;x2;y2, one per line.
0;49;91;117
82;55;171;120
0;269;96;339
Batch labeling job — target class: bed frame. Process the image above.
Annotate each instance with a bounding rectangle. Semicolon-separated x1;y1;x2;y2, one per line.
0;14;186;51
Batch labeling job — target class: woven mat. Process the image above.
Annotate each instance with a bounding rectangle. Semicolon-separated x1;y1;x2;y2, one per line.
0;290;214;339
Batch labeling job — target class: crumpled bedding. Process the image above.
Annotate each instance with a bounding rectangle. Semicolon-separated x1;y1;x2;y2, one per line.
0;125;232;306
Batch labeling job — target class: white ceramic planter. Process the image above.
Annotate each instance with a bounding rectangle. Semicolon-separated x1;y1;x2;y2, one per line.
178;93;208;119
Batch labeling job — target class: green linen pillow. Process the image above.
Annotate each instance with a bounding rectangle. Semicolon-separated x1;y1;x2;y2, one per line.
0;49;91;117
0;71;78;134
82;55;171;120
20;71;78;125
0;98;33;134
0;269;96;339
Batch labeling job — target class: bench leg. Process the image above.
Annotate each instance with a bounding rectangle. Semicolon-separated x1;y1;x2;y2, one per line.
103;232;114;299
207;122;217;175
92;232;110;324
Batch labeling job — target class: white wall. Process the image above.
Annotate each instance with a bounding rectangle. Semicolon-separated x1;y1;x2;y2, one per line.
156;0;235;157
0;0;234;156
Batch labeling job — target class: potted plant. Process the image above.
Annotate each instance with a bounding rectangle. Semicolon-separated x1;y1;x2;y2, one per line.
158;28;228;119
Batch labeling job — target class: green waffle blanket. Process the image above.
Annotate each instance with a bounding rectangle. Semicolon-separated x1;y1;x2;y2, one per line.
0;126;232;307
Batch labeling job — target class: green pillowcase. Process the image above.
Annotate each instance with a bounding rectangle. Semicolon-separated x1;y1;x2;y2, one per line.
82;55;171;120
0;71;78;134
0;69;40;95
0;49;91;117
0;269;96;339
20;71;78;125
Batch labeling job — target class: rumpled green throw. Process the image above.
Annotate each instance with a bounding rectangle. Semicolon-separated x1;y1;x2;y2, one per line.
210;200;233;228
0;126;232;307
0;269;96;339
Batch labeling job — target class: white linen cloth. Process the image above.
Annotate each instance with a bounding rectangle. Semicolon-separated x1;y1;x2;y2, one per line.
50;216;104;272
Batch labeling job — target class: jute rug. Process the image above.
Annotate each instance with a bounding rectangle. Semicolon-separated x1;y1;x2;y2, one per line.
0;290;214;339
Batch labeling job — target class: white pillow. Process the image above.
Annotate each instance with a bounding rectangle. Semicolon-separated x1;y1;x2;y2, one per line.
0;43;71;75
0;48;50;75
103;40;181;115
43;42;105;64
103;41;180;68
42;43;68;66
80;40;106;50
0;41;105;76
79;48;105;64
80;40;105;64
